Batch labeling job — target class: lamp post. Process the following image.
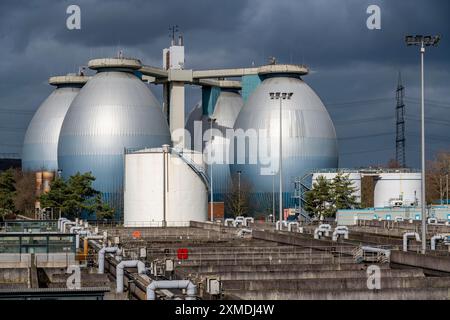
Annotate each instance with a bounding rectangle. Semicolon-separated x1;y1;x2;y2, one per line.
237;170;242;215
272;171;275;223
269;91;293;223
208;117;216;222
405;34;440;254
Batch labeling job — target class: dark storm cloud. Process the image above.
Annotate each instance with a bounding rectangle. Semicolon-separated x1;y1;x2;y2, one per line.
0;0;448;167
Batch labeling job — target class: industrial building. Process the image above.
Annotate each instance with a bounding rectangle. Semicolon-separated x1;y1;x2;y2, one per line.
20;34;340;222
3;217;450;300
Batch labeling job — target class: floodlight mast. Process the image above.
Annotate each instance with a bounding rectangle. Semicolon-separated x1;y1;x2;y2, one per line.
405;34;440;254
269;91;293;224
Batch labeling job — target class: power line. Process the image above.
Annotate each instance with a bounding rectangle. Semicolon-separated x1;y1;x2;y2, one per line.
325;97;394;108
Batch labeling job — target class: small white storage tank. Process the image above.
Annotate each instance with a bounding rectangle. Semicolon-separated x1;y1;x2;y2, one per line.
373;172;421;208
311;172;362;203
124;146;208;227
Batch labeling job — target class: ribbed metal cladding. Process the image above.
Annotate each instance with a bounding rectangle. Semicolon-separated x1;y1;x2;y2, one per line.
58;70;171;218
186;91;244;202
230;76;338;212
22;85;82;172
208;91;243;202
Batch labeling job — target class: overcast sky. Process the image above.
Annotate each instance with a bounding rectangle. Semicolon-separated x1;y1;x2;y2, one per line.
0;0;448;168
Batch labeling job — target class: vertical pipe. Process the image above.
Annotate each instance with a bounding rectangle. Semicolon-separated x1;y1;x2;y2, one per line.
420;42;427;254
210;119;214;221
446;174;449;205
162;147;167;228
83;238;88;258
279;97;283;223
272;172;275;223
238;171;241;215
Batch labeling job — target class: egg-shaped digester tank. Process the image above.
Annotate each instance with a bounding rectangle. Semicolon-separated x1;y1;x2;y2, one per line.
185;90;244;202
230;74;338;212
205;90;243;201
58;58;171;218
22;74;89;172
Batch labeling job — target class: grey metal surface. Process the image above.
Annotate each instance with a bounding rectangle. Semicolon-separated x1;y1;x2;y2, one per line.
230;76;338;210
58;70;171;217
22;85;82;171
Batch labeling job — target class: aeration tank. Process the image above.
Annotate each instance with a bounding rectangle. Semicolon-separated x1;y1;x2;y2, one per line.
58;58;171;217
22;74;89;172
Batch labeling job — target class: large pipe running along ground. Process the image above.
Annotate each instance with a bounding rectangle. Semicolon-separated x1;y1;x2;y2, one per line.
360;246;391;260
70;226;83;234
116;260;146;293
98;246;120;274
403;232;421;252
237;228;252;237
146;280;197;300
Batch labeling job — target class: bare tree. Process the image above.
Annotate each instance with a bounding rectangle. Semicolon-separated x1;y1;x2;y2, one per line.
426;150;450;204
225;174;252;217
13;169;36;217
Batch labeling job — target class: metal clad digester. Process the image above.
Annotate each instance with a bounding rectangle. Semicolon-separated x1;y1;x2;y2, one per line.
230;75;338;211
22;75;89;172
57;58;171;219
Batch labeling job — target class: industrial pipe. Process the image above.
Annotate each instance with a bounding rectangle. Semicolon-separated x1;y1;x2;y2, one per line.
98;246;120;274
288;222;299;232
332;229;349;241
360;246;391;260
243;217;254;227
233;217;245;227
275;220;288;231
146;280;197;300
319;224;332;236
314;224;332;239
62;221;76;233
403;232;421;252
237;228;252;237
116;260;146;293
430;234;450;250
75;230;93;250
70;226;83;234
58;218;68;231
224;219;234;227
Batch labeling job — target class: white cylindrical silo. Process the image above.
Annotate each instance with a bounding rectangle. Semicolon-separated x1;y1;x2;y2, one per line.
373;172;421;208
312;172;362;203
124;147;208;227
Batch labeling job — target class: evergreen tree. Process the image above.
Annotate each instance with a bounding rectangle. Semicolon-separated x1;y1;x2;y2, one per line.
40;172;113;219
304;175;334;219
304;173;359;219
0;169;16;218
332;173;359;210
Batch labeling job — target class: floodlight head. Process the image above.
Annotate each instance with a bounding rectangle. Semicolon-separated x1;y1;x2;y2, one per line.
269;92;275;99
405;34;441;46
